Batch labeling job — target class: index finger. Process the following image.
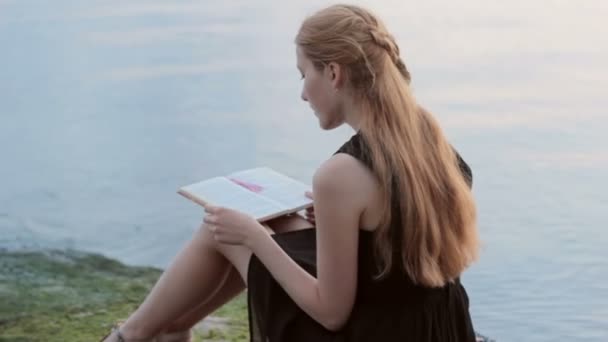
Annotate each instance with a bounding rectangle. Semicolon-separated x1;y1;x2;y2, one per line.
204;204;220;214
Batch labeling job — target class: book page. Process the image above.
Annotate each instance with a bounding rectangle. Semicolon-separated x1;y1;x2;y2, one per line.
178;176;284;220
228;167;313;211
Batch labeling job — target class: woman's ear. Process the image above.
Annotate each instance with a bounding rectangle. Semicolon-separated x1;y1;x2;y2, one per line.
327;62;343;90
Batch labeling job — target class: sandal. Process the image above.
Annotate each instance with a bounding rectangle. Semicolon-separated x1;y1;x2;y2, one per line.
98;324;157;342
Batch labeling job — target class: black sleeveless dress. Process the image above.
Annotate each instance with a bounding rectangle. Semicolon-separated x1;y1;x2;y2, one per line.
247;132;477;342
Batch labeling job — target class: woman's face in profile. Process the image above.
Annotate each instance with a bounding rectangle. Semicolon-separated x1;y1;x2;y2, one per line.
296;46;344;130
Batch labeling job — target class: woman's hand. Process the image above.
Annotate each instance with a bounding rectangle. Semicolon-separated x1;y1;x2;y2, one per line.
304;191;315;224
202;205;267;247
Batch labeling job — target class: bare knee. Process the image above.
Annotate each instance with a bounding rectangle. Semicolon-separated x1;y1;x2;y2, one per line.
194;223;252;284
266;214;314;234
192;223;275;249
194;223;222;250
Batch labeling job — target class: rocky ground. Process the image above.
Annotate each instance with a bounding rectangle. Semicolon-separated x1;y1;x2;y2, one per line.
0;249;248;342
0;249;493;342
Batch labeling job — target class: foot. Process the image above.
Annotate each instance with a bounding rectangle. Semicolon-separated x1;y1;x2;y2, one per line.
100;326;157;342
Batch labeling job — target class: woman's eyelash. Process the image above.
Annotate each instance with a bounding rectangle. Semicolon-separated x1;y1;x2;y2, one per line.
300;73;305;80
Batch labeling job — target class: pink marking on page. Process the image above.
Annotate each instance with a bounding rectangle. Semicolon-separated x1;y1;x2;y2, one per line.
228;177;264;193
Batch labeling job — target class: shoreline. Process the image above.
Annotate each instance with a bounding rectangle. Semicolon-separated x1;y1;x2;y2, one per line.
0;249;247;341
0;248;493;341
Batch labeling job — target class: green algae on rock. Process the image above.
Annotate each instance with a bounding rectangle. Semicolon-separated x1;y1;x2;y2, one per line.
0;249;492;342
0;249;249;342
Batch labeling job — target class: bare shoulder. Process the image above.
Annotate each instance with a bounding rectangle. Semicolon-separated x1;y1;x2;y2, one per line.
314;153;369;187
313;152;377;210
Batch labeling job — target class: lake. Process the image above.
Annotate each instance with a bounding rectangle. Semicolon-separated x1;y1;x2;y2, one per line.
1;1;606;340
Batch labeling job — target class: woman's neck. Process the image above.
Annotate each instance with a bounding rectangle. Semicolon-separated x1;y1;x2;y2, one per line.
343;97;363;132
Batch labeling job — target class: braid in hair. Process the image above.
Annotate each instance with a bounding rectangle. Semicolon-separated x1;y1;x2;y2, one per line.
369;29;411;83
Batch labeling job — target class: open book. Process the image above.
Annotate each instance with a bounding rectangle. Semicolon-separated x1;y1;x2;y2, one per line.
178;167;313;222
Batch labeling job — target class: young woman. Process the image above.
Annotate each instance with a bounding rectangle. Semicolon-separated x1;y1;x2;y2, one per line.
101;4;479;342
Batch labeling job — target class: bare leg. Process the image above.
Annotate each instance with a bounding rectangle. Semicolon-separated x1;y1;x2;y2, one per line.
162;215;313;333
265;213;315;233
103;224;251;341
104;216;314;341
163;267;245;333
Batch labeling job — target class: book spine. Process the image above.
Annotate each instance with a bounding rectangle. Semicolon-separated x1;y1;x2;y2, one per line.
177;189;209;209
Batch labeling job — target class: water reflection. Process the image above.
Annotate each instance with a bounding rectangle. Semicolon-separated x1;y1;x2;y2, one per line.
1;1;606;341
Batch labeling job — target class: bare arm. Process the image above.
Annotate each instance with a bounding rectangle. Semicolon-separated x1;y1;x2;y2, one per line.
248;154;365;331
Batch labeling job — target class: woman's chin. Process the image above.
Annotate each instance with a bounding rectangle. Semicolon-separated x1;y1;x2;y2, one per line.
319;119;340;131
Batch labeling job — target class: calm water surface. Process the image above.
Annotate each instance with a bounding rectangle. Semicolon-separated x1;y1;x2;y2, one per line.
1;1;607;340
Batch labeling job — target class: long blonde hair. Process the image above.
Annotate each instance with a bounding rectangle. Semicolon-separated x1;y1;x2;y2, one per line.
296;5;478;287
